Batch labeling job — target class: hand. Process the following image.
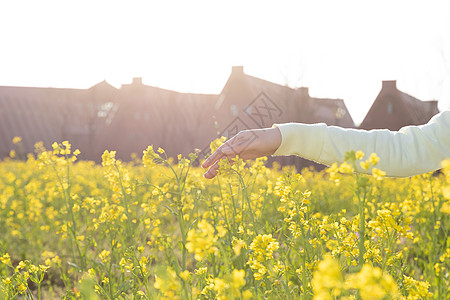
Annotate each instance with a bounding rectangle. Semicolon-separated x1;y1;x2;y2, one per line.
202;127;282;179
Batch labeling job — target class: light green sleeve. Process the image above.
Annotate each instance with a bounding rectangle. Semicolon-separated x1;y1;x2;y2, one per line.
273;110;450;177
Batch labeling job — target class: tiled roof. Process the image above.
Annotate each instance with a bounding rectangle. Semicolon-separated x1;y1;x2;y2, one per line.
216;68;355;128
399;91;439;125
0;84;115;159
3;69;406;165
98;83;218;160
359;80;439;130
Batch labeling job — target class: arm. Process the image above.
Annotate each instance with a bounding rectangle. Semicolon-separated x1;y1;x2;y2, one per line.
202;110;450;179
274;110;450;177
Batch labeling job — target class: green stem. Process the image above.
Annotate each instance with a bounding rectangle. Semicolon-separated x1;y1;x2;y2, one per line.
357;188;367;269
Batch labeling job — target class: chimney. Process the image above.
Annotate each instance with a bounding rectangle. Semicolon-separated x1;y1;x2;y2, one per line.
382;80;396;90
232;66;244;74
298;87;309;99
132;77;143;85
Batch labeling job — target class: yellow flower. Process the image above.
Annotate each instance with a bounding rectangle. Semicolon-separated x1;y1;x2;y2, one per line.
17;283;27;294
39;265;50;272
18;260;27;269
242;290;253;300
403;275;432;299
179;270;191;281
247;234;279;280
312;255;343;299
355;150;365;160
119;258;127;268
232;237;247;256
440;201;450;214
248;234;279;262
209;136;227;154
232;269;246;289
88;268;96;277
442;187;450;200
52;256;61;265
372;168;386;181
338;161;354;174
195;267;207;276
12;136;22;144
154;267;180;297
2;277;11;286
347;264;399;300
0;253;11;265
99;250;110;263
368;153;380;166
186;220;218;261
360;160;371;170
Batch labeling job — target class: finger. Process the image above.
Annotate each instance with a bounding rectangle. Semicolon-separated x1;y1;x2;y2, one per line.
202;135;240;168
203;152;239;179
202;147;226;169
202;131;249;168
203;161;220;179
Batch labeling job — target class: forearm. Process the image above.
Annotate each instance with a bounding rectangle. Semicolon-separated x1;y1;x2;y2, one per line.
273;110;450;177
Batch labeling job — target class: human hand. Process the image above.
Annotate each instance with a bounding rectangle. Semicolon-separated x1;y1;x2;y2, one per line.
202;127;282;179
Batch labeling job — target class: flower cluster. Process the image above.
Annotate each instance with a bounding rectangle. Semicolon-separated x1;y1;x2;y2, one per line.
0;139;448;298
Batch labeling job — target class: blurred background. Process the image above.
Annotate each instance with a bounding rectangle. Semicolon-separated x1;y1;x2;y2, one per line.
1;0;449;169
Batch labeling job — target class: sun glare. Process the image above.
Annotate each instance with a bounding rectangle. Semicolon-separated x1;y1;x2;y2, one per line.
0;0;449;122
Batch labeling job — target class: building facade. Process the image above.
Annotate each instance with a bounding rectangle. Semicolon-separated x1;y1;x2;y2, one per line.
1;68;437;170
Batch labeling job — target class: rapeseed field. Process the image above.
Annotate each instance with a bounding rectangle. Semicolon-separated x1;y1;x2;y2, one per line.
1;138;449;299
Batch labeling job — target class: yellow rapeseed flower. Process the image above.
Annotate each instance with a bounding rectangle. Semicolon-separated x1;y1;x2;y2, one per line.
179;270;190;281
355;150;364;160
99;250;110;263
312;255;343;299
0;253;11;265
338;161;354;174
347;264;399;300
248;234;279;262
360;160;371;170
232;237;247;256
194;267;207;276
372;168;386;181
440;201;450;214
232;269;246;290
368;153;380;166
12;136;22;144
186;220;218;261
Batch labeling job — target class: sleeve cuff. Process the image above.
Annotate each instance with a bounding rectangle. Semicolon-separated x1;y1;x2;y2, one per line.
272;123;327;162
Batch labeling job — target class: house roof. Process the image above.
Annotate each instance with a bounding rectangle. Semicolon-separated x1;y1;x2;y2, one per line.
215;66;355;128
98;80;218;160
0;85;111;159
359;80;439;130
0;69;372;164
399;91;439;125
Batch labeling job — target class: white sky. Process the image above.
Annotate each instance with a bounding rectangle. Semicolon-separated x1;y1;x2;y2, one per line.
0;0;449;123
